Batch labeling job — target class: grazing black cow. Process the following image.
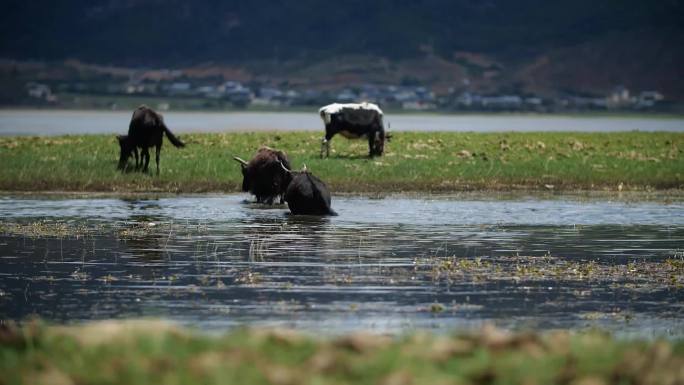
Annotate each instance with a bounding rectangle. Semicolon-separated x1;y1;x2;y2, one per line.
282;164;337;216
319;102;390;158
117;105;185;174
234;146;292;204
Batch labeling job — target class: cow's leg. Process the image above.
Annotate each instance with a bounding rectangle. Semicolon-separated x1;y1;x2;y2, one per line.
323;135;332;158
133;148;140;170
142;147;150;173
321;127;334;158
368;133;376;157
155;144;161;175
320;138;327;158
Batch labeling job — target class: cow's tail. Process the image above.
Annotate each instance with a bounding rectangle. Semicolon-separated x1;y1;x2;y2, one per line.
163;124;185;148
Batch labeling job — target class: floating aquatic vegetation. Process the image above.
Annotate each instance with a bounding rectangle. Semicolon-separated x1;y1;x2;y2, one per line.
0;220;95;238
417;253;684;289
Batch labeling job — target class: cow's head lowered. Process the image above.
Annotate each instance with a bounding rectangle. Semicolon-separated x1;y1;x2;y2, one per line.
116;135;135;170
369;122;392;157
370;130;388;157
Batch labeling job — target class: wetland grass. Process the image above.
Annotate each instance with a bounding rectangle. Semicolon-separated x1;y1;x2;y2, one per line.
1;320;683;385
419;253;684;290
0;131;681;192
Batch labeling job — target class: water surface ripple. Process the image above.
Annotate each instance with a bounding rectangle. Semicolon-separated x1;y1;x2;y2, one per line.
0;194;682;337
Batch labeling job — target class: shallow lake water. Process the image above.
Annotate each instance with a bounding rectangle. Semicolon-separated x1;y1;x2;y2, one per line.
0;193;682;337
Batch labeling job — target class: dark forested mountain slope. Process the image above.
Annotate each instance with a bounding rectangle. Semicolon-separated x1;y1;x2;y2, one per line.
1;0;682;97
1;0;681;64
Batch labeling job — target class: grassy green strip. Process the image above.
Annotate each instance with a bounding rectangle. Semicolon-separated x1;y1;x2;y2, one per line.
1;321;682;385
0;131;682;192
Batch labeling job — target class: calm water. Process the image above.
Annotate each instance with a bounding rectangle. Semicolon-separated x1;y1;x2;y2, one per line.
0;110;682;136
0;194;683;337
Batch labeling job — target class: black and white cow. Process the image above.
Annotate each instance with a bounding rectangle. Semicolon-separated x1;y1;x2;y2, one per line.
319;102;390;158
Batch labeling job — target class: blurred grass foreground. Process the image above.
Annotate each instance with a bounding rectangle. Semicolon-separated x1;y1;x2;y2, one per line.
1;320;683;385
0;131;682;192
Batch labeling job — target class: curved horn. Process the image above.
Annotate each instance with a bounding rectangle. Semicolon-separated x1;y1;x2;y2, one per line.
301;163;308;172
233;156;248;165
279;160;292;173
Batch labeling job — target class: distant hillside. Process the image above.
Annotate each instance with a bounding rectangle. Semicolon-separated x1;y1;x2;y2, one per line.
1;0;683;98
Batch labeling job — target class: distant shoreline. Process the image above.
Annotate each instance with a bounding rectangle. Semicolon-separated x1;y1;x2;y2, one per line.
2;105;684;119
1;110;682;137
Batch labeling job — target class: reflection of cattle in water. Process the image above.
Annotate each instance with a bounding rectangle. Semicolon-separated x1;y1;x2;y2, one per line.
319;102;390;158
117;105;185;174
282;164;337;216
234;147;292;204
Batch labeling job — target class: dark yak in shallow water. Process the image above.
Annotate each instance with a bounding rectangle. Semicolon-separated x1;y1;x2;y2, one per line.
234;147;292;204
283;165;337;216
117;105;185;174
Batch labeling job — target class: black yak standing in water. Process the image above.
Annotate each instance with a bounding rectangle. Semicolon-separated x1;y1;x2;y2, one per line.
282;165;337;216
117;105;185;174
234;146;292;204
